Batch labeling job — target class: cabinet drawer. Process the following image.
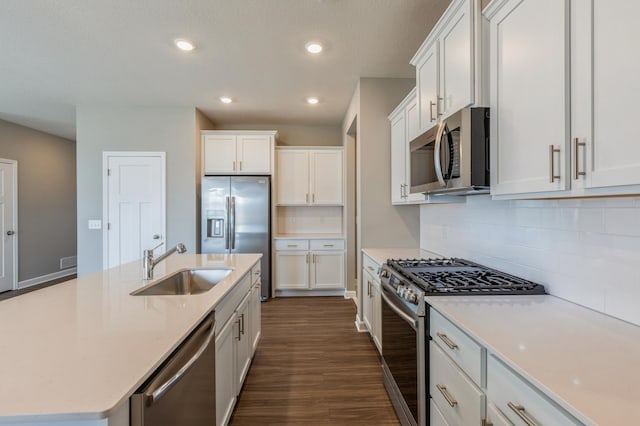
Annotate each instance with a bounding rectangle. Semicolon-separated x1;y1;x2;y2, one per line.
487;355;580;426
215;272;252;335
430;398;450;426
362;253;381;278
309;239;344;251
486;402;513;426
275;239;309;251
430;308;483;386
430;341;485;426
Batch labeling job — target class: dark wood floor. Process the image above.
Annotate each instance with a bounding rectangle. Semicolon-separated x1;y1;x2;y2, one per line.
230;297;400;426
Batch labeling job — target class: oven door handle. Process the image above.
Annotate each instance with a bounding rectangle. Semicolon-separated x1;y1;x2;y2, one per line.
433;120;447;188
381;289;418;330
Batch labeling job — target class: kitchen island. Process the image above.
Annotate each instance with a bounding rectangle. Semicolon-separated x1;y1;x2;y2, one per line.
0;253;261;426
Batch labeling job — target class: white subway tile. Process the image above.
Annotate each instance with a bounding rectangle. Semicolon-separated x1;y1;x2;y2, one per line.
604;208;640;236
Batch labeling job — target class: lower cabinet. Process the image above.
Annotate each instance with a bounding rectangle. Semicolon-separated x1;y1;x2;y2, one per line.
274;239;345;292
215;261;262;426
362;267;382;353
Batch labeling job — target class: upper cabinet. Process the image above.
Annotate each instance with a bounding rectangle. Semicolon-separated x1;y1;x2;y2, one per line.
276;147;343;206
389;89;425;204
202;131;276;175
486;0;640;199
410;0;483;136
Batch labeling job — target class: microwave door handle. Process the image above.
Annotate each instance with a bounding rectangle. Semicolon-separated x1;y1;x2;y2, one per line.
433;120;447;187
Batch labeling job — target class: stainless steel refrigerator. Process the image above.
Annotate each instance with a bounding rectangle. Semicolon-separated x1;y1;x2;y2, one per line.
201;176;270;300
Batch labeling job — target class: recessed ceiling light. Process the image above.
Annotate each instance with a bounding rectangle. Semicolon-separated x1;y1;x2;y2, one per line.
307;97;319;105
305;42;323;54
220;97;233;104
174;39;195;51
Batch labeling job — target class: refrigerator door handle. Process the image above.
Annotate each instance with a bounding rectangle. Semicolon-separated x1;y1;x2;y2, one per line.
225;196;230;250
230;196;236;250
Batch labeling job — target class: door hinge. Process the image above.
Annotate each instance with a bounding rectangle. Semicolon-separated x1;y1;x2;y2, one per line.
107;168;111;176
107;222;111;230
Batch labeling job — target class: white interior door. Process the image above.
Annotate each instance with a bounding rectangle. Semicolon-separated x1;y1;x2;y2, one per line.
104;152;165;269
0;159;17;292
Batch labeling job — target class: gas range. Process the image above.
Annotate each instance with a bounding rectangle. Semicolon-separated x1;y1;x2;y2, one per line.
381;257;545;305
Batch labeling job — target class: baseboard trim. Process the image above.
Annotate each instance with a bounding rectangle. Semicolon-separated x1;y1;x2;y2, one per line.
18;268;77;289
344;290;356;300
355;315;368;333
275;289;345;297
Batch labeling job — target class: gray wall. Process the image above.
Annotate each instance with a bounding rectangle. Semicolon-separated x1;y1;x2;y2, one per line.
0;119;76;282
76;106;197;276
214;123;342;147
342;79;420;300
195;109;215;253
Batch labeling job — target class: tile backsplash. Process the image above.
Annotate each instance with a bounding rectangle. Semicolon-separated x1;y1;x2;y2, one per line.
420;195;640;326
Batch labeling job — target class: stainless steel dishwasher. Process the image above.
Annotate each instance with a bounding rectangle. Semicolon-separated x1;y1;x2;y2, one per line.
131;312;216;426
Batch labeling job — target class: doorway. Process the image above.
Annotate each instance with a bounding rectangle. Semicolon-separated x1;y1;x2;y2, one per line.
102;152;166;269
0;159;17;292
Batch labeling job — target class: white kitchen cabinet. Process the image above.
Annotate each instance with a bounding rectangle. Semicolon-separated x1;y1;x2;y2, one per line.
276;148;343;206
362;253;382;353
411;0;482;135
234;292;251;393
215;310;236;426
389;89;426;204
249;263;262;355
274;239;345;292
202;131;275;175
486;0;569;196
487;355;580;425
485;402;513;426
485;0;640;199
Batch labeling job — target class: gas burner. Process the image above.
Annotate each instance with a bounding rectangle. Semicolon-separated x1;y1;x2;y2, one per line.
389;257;478;269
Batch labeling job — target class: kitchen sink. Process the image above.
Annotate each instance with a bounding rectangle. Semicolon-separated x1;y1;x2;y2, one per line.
131;268;233;296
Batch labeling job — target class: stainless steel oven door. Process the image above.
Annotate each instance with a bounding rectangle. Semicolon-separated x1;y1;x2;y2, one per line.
381;283;426;426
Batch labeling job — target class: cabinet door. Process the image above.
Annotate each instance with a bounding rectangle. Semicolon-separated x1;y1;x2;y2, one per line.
405;96;426;203
390;112;408;204
310;251;345;289
237;135;271;174
276;150;309;205
249;280;261;355
275;251;309;289
215;315;236;426
362;269;374;332
371;280;382;353
489;0;569;196
204;135;237;174
417;42;439;133
588;1;640;188
486;402;513;426
439;0;473;119
235;293;251;393
310;150;343;205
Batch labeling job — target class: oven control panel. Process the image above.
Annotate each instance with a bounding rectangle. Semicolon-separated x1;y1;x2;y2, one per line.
385;269;422;305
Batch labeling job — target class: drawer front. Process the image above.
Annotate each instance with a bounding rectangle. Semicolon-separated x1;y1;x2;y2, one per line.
430;308;483;386
430;398;450;426
430;341;485;426
362;253;381;278
486;402;514;426
309;239;345;251
487;355;580;426
275;239;309;251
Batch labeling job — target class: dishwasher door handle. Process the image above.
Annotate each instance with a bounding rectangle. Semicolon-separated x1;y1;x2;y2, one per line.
144;315;216;405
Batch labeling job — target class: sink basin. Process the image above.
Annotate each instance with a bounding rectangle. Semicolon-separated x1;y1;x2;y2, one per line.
131;268;233;296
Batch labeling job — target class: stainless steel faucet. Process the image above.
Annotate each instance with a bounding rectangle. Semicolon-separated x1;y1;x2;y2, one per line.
143;242;187;280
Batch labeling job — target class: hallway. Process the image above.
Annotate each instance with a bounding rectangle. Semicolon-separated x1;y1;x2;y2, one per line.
230;297;400;425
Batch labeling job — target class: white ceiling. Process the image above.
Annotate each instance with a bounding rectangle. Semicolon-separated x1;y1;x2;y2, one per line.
0;0;445;140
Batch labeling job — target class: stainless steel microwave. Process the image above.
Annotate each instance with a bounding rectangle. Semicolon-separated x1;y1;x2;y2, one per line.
409;107;489;196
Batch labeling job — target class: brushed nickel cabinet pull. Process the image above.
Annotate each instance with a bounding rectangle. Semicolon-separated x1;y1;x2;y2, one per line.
323;244;334;247
437;96;444;116
507;402;538;426
239;161;243;171
306;193;309;203
287;244;297;247
240;313;245;334
574;137;586;180
367;266;374;271
312;193;315;203
233;161;236;171
430;101;436;122
436;332;459;350
312;254;316;264
236;319;242;341
367;280;371;296
436;384;457;407
306;253;309;264
549;145;561;183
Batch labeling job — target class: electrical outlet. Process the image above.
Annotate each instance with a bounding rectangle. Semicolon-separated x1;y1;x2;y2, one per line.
88;220;102;230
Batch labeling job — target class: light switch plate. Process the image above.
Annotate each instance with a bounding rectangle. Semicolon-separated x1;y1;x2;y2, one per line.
88;219;102;230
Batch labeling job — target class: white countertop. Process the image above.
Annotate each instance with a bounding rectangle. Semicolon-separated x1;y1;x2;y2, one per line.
0;253;261;423
427;295;640;425
362;247;442;266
